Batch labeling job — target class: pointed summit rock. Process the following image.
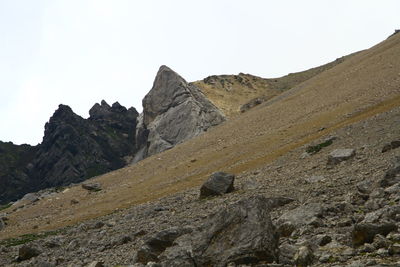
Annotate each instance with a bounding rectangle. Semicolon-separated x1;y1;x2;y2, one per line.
135;65;225;162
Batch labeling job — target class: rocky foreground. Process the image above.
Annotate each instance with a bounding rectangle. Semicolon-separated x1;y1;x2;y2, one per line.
1;98;400;266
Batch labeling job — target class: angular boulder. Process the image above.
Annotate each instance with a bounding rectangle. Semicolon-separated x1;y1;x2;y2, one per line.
199;172;235;198
17;245;41;261
327;149;355;165
160;196;279;266
134;65;225;162
352;222;397;247
380;157;400;187
136;227;193;264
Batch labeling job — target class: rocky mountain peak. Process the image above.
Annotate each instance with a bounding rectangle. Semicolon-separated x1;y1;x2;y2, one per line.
89;100;138;122
134;65;225;162
142;65;190;125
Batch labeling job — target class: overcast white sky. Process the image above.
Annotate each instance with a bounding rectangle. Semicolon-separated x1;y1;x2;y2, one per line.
0;0;399;145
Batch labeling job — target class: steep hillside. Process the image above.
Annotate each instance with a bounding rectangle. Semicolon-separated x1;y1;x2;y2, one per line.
0;33;400;266
194;52;358;117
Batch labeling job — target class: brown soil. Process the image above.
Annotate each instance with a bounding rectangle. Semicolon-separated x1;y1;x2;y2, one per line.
1;33;399;241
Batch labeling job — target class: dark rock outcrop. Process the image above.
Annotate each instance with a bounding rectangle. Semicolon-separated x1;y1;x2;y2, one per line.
199;172;235;198
17;245;42;261
158;195;279;266
134;65;225;162
0;101;138;204
0;141;38;205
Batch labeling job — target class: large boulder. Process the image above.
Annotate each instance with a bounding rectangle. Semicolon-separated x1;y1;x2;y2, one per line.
199;172;235;198
159;196;279;266
134;65;225;162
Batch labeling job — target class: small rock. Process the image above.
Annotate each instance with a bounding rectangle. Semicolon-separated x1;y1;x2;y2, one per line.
352;222;397;247
327;149;355;165
306;175;325;183
294;246;314;267
70;199;79;205
87;261;104;267
313;234;332;246
356;179;374;194
0;218;5;230
380;157;400;187
358;243;375;253
382;140;400;153
372;234;391;249
199;172;235;198
387;232;400;242
18;245;41;261
92;221;105;229
388;243;400;255
376;247;388;256
82;183;102;191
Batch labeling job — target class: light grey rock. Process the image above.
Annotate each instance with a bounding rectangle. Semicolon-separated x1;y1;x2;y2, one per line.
327;149;355;165
199;172;235;198
134;65;225;162
306;175;325;183
278;203;324;228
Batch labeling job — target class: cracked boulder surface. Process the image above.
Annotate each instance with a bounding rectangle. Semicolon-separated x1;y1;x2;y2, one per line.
134;65;225;162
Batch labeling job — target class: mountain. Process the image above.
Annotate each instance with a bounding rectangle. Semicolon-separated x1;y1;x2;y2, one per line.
194;52;358;117
0;101;138;204
1;32;400;266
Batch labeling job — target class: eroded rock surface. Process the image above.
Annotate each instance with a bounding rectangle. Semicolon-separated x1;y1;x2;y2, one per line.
134;65;225;162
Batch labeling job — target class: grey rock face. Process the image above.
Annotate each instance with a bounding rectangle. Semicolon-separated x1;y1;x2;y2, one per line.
327;149;356;165
135;65;225;161
160;195;279;266
199;172;235;198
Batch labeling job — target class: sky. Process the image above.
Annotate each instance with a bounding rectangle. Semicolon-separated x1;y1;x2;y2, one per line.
0;0;399;145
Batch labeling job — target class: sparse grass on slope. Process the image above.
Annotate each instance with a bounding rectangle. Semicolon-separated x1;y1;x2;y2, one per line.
194;52;358;117
1;33;400;240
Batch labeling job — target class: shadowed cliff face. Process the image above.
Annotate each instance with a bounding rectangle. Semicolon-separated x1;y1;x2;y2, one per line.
0;101;138;204
134;65;226;162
